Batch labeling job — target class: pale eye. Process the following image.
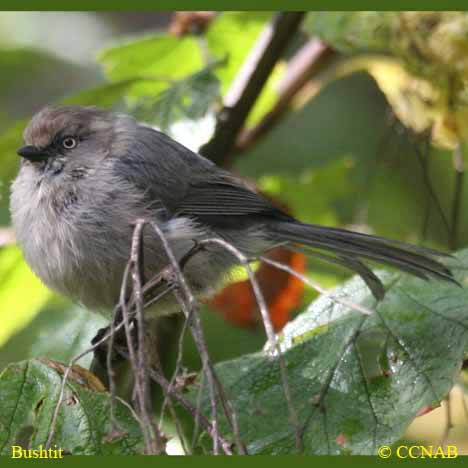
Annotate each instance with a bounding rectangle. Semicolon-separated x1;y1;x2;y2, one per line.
62;137;77;150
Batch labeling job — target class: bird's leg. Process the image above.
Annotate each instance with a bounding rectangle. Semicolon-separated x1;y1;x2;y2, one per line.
179;240;207;270
90;312;139;381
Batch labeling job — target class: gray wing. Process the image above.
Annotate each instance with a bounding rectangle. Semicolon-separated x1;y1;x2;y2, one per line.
117;124;291;225
175;178;290;220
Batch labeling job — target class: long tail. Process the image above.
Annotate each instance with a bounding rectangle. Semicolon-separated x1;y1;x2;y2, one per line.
268;221;456;300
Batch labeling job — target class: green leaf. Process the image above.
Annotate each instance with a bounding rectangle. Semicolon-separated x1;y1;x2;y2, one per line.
98;34;204;102
99;34;203;82
130;63;221;133
0;359;144;455
192;250;467;454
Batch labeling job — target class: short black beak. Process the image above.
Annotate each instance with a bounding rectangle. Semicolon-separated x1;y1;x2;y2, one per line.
17;145;48;161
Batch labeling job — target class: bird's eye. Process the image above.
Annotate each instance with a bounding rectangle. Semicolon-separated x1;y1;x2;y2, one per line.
62;137;77;150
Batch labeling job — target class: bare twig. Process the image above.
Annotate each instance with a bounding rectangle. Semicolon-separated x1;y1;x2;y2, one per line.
200;12;305;165
260;255;374;316
152;348;191;455
145;223;221;455
159;316;190;426
191;371;206;453
157;316;191;446
440;394;454;448
121;255;153;451
148;366;233;455
106;274;125;433
186;238;302;452
126;220;164;454
169;11;217;37
411;133;452;242
460;385;468;421
419;135;432;242
450;144;465;250
45;364;74;449
145;221;246;454
235;39;333;153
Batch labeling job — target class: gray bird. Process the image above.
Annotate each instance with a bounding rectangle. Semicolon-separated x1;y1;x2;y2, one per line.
10;105;455;317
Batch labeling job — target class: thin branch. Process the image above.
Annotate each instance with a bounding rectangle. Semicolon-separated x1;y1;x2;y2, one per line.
420;134;432;242
148;366;233;455
152;346;191;455
235;39;333;153
440;394;454;448
200;12;305;165
450;144;465;250
159;317;190;425
121;252;152;451
186;238;302;452
144;224;221;455
260;255;374;316
191;371;206;453
411;132;452;242
459;384;468;421
145;221;247;454
105;267;128;433
127;220;164;454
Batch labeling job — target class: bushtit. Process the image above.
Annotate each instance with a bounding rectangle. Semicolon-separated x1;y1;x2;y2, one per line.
10;106;454;316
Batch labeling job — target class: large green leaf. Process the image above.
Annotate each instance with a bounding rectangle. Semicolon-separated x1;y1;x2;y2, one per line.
98;34;203;102
193;250;467;454
0;359;144;455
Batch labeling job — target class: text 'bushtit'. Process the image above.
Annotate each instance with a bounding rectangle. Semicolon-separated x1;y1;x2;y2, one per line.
10;106;455;316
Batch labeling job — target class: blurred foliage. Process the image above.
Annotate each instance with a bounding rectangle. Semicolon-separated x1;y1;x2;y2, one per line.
304;12;468;149
0;247;52;348
0;10;468;455
0;304;106;371
0;48;97;128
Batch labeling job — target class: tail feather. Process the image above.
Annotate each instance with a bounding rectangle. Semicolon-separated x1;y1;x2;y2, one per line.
290;246;386;300
269;222;457;300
